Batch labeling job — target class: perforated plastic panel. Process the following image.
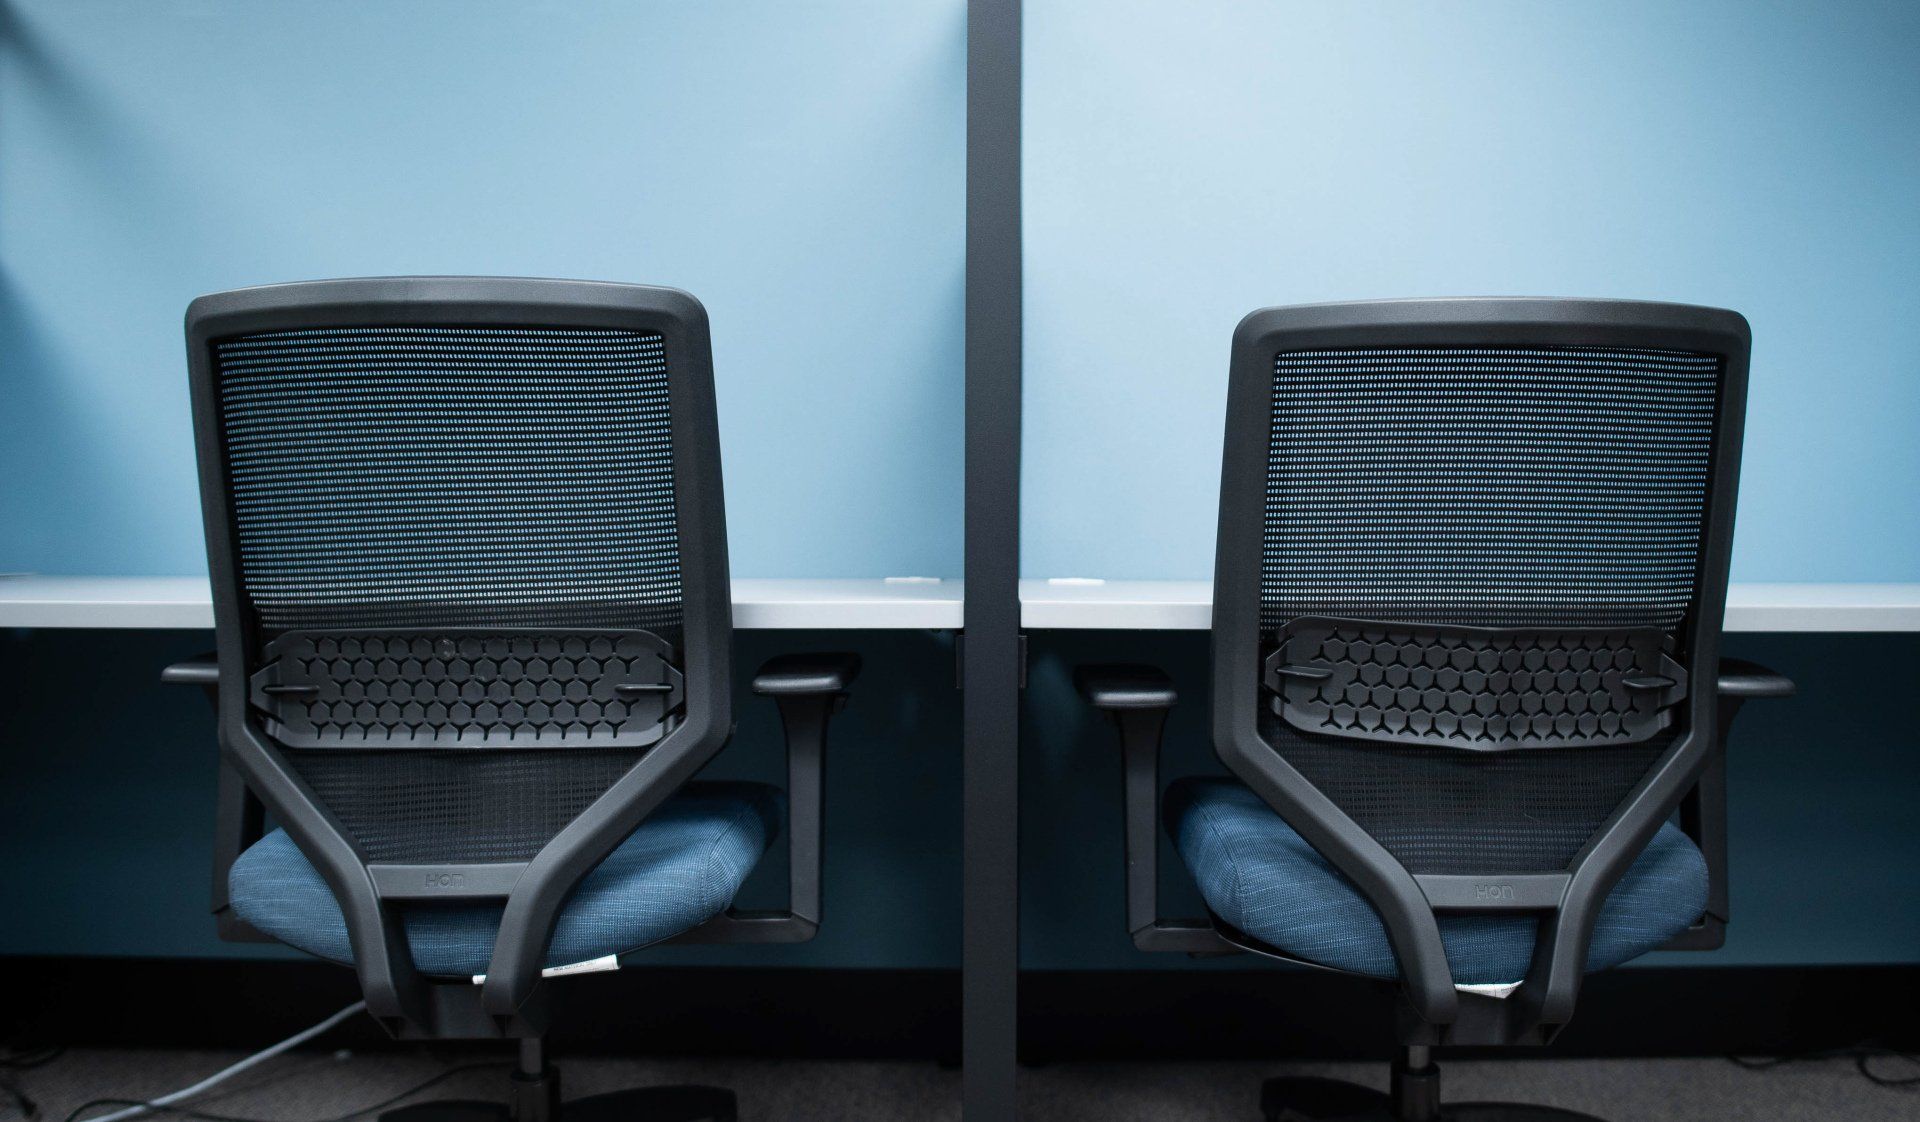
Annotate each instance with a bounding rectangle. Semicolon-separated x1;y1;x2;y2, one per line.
250;630;684;749
1265;617;1685;750
1256;344;1722;875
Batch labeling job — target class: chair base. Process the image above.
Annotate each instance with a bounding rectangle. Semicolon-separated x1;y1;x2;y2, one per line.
381;1086;737;1122
1262;1062;1605;1122
380;1043;735;1122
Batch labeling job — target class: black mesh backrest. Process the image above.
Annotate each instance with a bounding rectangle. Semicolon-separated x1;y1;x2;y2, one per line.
1254;341;1724;875
207;315;698;864
217;325;682;638
1261;346;1720;632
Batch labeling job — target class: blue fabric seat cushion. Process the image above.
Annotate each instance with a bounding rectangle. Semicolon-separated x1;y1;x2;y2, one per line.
230;780;782;977
1165;777;1707;985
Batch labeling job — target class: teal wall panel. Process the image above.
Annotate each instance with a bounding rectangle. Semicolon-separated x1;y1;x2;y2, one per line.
0;0;966;579
1023;0;1920;582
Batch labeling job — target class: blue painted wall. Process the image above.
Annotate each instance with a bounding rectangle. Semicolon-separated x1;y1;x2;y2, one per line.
0;0;965;579
3;1;1916;980
1023;0;1920;582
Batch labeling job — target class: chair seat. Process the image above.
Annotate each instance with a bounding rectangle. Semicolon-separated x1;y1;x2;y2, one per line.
1165;777;1708;985
230;781;782;978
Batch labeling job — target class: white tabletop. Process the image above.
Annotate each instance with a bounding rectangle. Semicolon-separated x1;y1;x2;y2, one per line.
1020;579;1920;633
0;575;962;631
7;574;1915;633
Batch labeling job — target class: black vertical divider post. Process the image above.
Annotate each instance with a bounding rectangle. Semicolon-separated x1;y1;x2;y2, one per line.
964;0;1022;1117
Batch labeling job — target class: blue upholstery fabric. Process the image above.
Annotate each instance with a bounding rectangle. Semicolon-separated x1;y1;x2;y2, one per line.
1166;777;1708;985
231;781;782;977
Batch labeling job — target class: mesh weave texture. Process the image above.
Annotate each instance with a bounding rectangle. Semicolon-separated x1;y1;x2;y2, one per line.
1257;344;1720;875
1262;346;1720;631
213;323;688;865
287;748;646;864
216;325;681;638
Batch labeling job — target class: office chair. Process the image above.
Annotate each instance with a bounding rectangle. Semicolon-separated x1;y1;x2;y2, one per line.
162;277;858;1121
1078;299;1793;1121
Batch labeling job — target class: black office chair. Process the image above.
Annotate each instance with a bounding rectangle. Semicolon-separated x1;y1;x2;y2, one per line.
162;277;857;1121
1078;299;1793;1121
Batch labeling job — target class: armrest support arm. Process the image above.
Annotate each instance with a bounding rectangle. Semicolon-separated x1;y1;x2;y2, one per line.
1074;663;1177;710
1717;658;1794;700
1074;664;1228;953
1668;659;1795;952
159;652;273;943
674;652;859;943
162;653;221;689
752;652;862;696
752;653;860;933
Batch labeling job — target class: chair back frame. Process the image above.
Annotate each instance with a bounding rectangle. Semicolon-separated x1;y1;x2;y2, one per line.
186;277;733;1038
1209;297;1750;1040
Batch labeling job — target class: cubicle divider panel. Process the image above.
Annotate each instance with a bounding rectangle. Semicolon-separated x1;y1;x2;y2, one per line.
964;0;1024;1116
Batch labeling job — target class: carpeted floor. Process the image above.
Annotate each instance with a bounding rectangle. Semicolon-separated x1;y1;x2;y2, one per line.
6;1047;1916;1121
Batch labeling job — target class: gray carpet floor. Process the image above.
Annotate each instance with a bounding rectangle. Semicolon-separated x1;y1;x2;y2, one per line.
7;1047;1916;1121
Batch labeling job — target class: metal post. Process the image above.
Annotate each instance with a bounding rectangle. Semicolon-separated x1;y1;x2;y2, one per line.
964;0;1022;1116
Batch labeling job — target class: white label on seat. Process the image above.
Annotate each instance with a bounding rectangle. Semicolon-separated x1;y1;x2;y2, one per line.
471;954;621;985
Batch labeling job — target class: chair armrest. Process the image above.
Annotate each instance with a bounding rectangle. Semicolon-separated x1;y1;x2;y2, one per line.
1717;658;1794;699
751;652;862;696
668;652;856;948
1073;663;1177;710
1072;661;1227;953
162;654;220;688
1664;658;1794;954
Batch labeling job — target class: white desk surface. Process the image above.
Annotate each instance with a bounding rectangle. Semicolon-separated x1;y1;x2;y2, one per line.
8;575;1916;633
1020;579;1920;633
0;576;962;631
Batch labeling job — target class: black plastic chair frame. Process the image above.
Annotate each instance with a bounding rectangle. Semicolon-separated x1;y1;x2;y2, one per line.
178;278;853;1041
1076;656;1792;955
165;651;853;952
1078;298;1796;1049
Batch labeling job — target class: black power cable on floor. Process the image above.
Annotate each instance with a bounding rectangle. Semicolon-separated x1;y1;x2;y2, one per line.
60;1061;512;1122
1855;1052;1920;1088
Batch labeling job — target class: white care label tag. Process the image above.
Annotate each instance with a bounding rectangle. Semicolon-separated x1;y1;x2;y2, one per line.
471;954;620;985
1455;980;1522;999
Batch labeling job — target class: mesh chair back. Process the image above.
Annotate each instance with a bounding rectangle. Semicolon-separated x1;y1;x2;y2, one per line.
218;325;683;637
1221;303;1744;879
192;281;725;867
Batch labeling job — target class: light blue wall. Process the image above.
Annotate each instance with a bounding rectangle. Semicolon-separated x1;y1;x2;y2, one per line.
0;0;965;578
1023;0;1920;582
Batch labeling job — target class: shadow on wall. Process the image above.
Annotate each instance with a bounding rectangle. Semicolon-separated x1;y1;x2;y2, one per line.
0;1;251;574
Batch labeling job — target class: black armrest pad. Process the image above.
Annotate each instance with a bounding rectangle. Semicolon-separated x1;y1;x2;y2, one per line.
162;654;221;687
1075;664;1176;710
752;652;862;696
1717;658;1795;699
